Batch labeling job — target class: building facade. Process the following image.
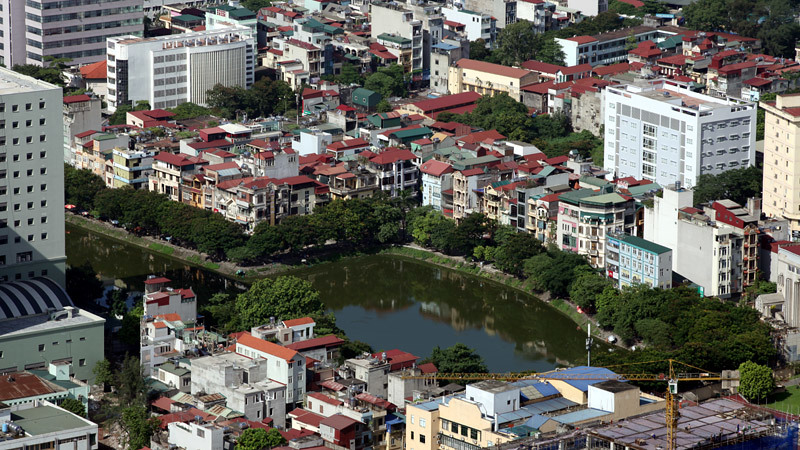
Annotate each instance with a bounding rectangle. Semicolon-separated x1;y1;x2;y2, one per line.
762;93;800;234
606;233;672;289
603;79;756;188
0;0;143;67
106;27;255;111
0;68;66;286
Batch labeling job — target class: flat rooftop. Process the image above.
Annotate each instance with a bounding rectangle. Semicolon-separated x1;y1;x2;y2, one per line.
470;380;519;394
589;398;775;449
11;405;94;436
0;308;105;338
0;67;60;95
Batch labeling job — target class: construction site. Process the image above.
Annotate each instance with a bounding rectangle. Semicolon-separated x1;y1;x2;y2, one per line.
499;398;799;450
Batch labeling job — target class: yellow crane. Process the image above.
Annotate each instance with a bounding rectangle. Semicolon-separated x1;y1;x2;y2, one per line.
403;359;738;450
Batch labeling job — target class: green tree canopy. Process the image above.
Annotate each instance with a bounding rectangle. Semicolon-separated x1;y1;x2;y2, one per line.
234;276;324;330
428;343;488;374
692;165;762;206
64;164;106;210
59;398;86;417
168;102;212;120
121;404;160;450
737;361;775;402
496;20;539;66
237;428;270;450
265;429;287;448
364;64;407;100
93;359;115;388
12;57;70;86
536;36;566;66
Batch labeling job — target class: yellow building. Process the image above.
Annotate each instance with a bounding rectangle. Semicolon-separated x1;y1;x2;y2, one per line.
438;397;516;450
762;93;800;232
448;59;538;102
405;398;443;450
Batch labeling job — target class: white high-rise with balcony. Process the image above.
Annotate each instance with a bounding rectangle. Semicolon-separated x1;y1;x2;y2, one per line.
603;79;756;188
0;67;66;287
0;0;144;67
106;26;255;112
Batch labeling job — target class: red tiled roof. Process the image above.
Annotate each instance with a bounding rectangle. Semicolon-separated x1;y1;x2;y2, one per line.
370;148;417;164
321;380;347;391
156;313;182;322
460;168;485;177
418;362;438;374
455;59;534;79
522;80;556;94
565;36;597;44
320;414;361;430
283;317;315;327
154;152;205;167
444;20;465;28
561;63;592;75
153;321;168;329
286;335;345;351
79;60;107;79
63;94;92;104
289;408;326;428
355;392;395;410
412;92;483;113
628;40;661;58
658;54;688;66
308;392;344;406
420;159;454;177
430;103;478;119
744;77;772;87
459;129;506;144
539;193;561;202
204;161;239;172
521;60;565;74
0;372;57;401
237;333;300;362
75;129;98;138
617;0;644;6
327;138;369;151
593;62;631;76
151;396;175;412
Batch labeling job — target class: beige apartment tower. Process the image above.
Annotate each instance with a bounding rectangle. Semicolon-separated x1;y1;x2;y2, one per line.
762;93;800;234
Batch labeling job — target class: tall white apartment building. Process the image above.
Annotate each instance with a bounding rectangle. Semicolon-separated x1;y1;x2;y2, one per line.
0;68;66;287
0;0;143;67
603;79;756;188
106;26;255;112
370;1;424;74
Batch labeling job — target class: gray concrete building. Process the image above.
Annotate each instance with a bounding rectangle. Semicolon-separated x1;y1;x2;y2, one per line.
191;353;287;428
0;68;67;287
462;0;517;28
343;356;390;399
0;278;105;383
0;0;144;67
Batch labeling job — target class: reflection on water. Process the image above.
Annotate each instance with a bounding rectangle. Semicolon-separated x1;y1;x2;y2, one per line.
67;223;603;372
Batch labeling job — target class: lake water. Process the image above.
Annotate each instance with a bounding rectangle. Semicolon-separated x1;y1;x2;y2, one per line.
66;222;601;372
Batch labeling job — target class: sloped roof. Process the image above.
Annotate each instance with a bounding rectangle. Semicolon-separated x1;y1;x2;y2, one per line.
283;317;315;327
410;92;481;113
420;159;454;177
79;60;107;79
237;333;300;362
455;59;534;79
0;277;73;320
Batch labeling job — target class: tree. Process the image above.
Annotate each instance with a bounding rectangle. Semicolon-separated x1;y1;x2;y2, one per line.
237;428;271;450
108;288;128;317
738;361;775;402
120;404;160;450
93;359;115;389
119;299;144;347
536;36;566;66
376;99;393;113
364;64;407;100
568;267;614;311
265;429;287;448
428;343;488;374
201;293;237;332
12;57;70;86
624;32;638;51
60;398;86;417
492;232;544;276
116;355;146;405
241;0;271;11
469;39;493;62
168;102;211;120
692;165;762;206
496;20;538;66
234;276;325;330
339;340;374;364
109;104;133;126
64;164;106;210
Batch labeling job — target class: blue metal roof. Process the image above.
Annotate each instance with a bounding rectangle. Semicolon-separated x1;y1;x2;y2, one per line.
432;42;459;50
525;414;552;430
544;366;620;392
511;380;560;400
551;408;610;424
520;397;577;415
409;395;459;411
497;408;533;425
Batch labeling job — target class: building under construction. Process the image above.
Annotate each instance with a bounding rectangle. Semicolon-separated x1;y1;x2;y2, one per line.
500;398;798;450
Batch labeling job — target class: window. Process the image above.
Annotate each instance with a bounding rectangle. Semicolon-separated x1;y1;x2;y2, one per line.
40;184;46;191
38;344;45;351
411;432;414;440
197;429;205;438
420;418;426;428
41;232;47;240
79;337;85;341
40;200;46;207
420;435;426;444
40;151;45;158
39;118;45;125
40;167;46;175
25;103;31;111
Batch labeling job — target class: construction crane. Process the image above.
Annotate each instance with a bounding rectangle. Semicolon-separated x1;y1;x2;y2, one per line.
403;359;738;450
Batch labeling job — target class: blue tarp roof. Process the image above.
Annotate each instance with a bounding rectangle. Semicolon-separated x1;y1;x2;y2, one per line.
520;397;577;415
432;42;459;50
544;366;620;392
525;414;552;430
551;408;610;424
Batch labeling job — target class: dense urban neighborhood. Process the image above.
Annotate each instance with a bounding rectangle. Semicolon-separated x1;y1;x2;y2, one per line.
6;0;800;449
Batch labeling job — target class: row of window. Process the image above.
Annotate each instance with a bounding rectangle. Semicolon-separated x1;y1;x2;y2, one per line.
0;168;49;178
0;102;46;113
0;152;47;162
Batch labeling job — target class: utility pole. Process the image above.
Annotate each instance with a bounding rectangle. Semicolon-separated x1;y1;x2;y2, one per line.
586;323;593;366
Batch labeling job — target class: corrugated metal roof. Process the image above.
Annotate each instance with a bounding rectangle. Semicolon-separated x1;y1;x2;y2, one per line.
551;407;610;424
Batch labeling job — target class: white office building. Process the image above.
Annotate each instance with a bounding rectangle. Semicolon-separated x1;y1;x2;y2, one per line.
0;68;66;286
106;26;255;112
603;79;756;188
0;0;143;68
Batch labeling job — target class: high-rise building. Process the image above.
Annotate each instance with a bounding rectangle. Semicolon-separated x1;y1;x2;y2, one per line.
761;93;800;234
106;27;255;112
0;0;143;68
603;79;756;188
0;68;66;287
